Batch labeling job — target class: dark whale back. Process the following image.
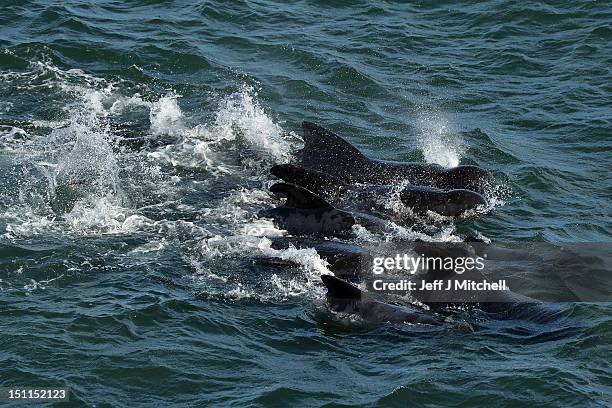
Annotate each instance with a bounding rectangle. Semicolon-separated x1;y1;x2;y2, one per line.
266;237;371;279
270;164;344;196
269;182;333;209
321;274;362;301
260;183;357;237
296;122;493;192
297;122;374;181
261;183;392;238
272;164;488;218
320;275;470;330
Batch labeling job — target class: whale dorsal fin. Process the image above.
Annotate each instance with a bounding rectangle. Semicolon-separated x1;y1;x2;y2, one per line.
270;164;345;192
301;122;367;162
321;274;362;300
270;182;333;209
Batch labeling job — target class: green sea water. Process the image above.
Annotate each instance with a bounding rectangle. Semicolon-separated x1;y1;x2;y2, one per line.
0;1;611;406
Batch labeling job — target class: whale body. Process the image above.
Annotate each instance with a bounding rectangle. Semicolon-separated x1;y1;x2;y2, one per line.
295;122;492;193
321;274;473;332
259;182;392;238
271;163;488;218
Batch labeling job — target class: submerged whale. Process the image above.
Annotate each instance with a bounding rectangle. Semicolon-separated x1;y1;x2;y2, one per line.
294;122;492;193
259;182;392;238
262;238;567;323
263;238;477;280
271;164;488;218
321;274;473;332
403;242;571;323
263;237;372;280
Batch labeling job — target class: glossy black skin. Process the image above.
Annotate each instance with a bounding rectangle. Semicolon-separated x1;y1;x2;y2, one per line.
259;183;392;239
295;121;493;193
409;243;569;323
261;235;571;324
321;275;454;327
271;164;488;218
259;206;355;238
267;237;371;279
399;186;486;217
258;205;388;239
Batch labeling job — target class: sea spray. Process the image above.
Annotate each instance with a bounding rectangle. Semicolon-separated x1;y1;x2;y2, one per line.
416;109;465;168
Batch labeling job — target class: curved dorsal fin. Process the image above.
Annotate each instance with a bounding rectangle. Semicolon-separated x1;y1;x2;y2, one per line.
302;122;366;161
321;274;362;300
270;182;333;209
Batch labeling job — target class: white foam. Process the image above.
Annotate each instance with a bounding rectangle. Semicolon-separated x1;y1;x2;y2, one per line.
0;126;28;150
149;95;184;136
145;86;295;174
3;196;136;237
4;210;59;238
2;69;135;236
207;86;291;160
257;238;331;275
2;58;484;302
63;196;130;234
260;238;333;298
109;93;152;115
129;239;167;254
417;111;464;168
23;274;64;293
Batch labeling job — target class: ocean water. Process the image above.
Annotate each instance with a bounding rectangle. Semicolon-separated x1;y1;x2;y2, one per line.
0;1;611;406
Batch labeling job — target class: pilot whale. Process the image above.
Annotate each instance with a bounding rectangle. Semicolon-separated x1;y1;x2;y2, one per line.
271;164;488;218
262;238;478;280
258;183;393;238
406;242;571;323
294;122;492;193
262;237;372;280
321;274;473;332
259;237;572;325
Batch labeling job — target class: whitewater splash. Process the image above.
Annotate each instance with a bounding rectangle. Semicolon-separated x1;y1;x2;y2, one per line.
0;59;313;299
147;86;293;176
1;58;295;239
416;110;465;168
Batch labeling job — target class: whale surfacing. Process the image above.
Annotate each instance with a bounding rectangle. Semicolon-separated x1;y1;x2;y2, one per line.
259;183;391;238
271;163;488;218
322;274;439;325
321;275;473;332
295;121;492;193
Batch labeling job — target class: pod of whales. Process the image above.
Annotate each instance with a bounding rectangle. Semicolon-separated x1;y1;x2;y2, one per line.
256;121;572;331
259;237;564;323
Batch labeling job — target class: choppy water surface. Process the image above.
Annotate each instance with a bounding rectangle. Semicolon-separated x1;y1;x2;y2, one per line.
1;1;611;406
